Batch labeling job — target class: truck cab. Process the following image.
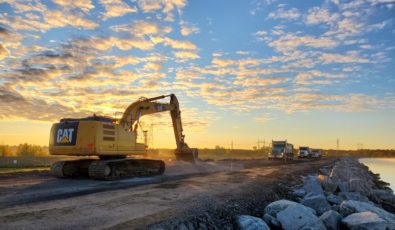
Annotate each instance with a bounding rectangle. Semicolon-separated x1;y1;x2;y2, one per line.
268;140;294;160
298;146;311;158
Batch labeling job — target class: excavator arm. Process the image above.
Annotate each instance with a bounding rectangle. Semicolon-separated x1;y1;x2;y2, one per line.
120;94;198;163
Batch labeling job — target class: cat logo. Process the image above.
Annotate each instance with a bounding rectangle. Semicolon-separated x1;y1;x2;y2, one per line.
57;128;74;144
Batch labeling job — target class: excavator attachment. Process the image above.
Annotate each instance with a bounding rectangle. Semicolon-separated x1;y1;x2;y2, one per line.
175;144;199;163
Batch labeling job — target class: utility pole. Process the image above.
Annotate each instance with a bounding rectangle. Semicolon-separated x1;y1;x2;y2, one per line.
357;143;363;150
263;139;266;151
257;139;264;150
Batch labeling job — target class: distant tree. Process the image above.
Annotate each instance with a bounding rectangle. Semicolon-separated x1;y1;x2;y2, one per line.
16;143;46;156
0;145;12;157
214;145;226;154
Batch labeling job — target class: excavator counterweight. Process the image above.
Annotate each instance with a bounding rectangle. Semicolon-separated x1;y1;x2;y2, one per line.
49;94;198;180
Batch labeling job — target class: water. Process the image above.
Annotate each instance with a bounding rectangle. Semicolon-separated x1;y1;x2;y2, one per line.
359;158;395;191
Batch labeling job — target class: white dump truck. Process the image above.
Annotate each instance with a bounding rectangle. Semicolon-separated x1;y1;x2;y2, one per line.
268;140;294;160
311;149;322;158
298;146;311;158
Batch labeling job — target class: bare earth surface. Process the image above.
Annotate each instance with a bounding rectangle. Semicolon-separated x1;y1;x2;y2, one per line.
0;158;337;229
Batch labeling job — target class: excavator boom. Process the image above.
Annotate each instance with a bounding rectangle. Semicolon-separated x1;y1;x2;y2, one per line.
120;94;198;163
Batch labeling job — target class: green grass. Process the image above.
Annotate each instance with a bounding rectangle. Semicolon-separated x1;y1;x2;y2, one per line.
0;166;49;174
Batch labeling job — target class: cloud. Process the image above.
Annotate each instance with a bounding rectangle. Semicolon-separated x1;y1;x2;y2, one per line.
0;26;11;38
73;36;155;51
0;86;25;103
0;0;393;128
110;21;171;37
305;7;339;25
295;70;348;85
138;0;187;22
44;10;98;29
9;0;48;13
234;77;289;87
211;58;236;67
161;37;198;50
236;51;252;55
52;0;95;13
0;85;91;121
324;18;364;40
269;33;338;53
173;51;200;60
100;0;137;20
268;6;300;20
254;114;273;123
320;52;370;64
1;2;98;31
180;20;200;36
0;44;9;60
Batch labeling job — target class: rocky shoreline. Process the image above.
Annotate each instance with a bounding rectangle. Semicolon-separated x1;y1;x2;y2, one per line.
237;158;395;230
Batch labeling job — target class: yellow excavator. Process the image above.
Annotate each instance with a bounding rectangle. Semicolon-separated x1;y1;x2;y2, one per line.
49;94;198;180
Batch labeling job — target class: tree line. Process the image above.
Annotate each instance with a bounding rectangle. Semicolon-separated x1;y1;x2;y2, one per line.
0;144;49;157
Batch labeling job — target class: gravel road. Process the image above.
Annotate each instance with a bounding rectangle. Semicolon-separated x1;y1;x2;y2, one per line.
0;158;336;229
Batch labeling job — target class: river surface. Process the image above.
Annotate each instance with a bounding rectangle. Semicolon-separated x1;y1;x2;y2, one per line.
359;158;395;191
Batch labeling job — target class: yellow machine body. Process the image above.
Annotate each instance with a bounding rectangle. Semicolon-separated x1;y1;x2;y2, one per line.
49;120;146;157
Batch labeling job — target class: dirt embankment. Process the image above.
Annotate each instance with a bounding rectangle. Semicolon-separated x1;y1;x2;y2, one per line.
0;158;337;230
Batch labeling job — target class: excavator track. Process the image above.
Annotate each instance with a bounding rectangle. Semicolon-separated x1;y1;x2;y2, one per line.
88;158;165;180
51;159;95;178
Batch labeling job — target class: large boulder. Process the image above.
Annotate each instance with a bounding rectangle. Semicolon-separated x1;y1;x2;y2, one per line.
339;200;395;227
349;178;371;196
276;203;325;230
292;188;306;198
326;193;344;205
301;194;331;215
338;192;369;202
370;189;395;213
319;167;331;176
329;159;376;189
319;210;342;230
342;211;387;230
337;181;350;193
330;162;352;182
318;175;337;193
302;176;325;197
236;215;269;230
264;199;315;217
262;213;280;229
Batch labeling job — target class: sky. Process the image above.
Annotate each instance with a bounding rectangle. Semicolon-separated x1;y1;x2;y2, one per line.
0;0;394;150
